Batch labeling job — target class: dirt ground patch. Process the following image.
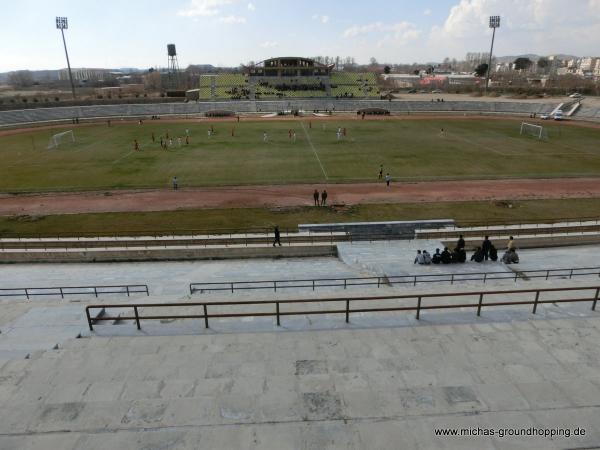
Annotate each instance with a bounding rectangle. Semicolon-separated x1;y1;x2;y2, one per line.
1;178;599;216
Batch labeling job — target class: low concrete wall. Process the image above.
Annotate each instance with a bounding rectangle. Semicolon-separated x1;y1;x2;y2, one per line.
300;219;455;238
0;245;337;264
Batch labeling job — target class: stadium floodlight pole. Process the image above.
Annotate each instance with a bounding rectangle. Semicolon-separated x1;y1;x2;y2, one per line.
56;16;76;99
484;15;500;95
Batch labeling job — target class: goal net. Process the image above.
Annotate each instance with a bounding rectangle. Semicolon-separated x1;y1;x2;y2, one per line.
47;130;75;149
520;122;548;140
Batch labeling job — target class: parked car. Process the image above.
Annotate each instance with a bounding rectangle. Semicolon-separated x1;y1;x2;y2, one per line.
554;110;564;120
431;89;443;94
569;93;582;98
540;114;550;120
407;89;417;93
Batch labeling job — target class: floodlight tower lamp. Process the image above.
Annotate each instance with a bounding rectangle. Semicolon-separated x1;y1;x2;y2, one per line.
485;15;500;95
56;16;76;99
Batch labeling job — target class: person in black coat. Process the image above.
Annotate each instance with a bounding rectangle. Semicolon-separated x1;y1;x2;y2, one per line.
455;234;465;251
489;244;498;262
432;249;442;264
441;247;452;264
471;247;484;263
273;226;282;247
481;236;492;261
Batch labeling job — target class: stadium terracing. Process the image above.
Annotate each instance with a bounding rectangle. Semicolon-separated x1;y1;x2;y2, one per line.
188;56;381;101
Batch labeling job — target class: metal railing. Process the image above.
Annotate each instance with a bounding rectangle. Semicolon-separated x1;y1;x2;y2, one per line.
3;215;600;241
86;285;600;331
189;266;600;294
0;284;149;300
0;232;432;252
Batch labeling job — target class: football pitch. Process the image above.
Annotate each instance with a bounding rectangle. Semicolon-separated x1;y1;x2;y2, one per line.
1;118;599;192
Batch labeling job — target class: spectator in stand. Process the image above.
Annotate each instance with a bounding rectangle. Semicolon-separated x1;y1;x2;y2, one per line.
471;247;485;263
507;236;516;251
481;236;492;261
453;248;467;263
422;250;432;264
502;248;519;264
489;244;498;262
414;250;425;265
432;249;442;264
441;247;452;264
455;235;465;251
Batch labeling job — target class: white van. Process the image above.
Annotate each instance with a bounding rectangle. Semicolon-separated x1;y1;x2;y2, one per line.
553;110;563;121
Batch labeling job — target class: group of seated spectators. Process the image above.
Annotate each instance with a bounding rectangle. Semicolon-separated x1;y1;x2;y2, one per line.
226;87;250;100
414;235;520;265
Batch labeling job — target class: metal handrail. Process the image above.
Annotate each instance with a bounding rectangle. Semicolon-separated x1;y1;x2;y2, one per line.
189;266;600;294
86;285;600;331
0;284;149;300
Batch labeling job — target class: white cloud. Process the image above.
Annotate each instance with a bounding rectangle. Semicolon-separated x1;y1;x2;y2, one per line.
178;0;233;17
343;21;420;46
218;15;247;23
424;8;432;15
247;2;255;11
312;14;330;24
260;41;278;48
428;0;600;58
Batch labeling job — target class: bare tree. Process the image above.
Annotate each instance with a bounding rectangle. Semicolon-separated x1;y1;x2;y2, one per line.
8;70;34;87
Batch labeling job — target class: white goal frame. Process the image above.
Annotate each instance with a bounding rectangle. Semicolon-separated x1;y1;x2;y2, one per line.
47;130;75;149
520;122;547;140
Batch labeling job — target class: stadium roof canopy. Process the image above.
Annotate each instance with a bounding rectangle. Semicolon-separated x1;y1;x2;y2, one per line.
244;57;334;77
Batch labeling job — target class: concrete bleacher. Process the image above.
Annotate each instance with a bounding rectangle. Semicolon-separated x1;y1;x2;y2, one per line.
1;230;600;448
416;220;600;250
0;98;573;127
1;277;600;448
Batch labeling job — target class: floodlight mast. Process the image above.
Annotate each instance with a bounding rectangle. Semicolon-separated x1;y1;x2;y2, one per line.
484;15;500;95
56;16;76;99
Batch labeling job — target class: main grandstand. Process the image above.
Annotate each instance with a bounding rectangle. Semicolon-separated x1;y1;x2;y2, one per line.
189;57;380;101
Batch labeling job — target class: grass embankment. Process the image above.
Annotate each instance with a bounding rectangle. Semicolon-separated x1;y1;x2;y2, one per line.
2;198;600;236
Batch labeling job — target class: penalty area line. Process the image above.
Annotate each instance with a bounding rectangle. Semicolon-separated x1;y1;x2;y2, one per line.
301;121;328;181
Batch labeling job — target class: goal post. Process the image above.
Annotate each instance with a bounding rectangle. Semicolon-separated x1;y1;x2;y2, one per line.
47;130;75;149
520;122;547;140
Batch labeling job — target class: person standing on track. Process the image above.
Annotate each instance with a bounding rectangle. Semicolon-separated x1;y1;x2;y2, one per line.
313;189;319;206
321;189;328;206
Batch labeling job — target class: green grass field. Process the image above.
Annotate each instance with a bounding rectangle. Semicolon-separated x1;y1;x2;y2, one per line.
1;118;599;192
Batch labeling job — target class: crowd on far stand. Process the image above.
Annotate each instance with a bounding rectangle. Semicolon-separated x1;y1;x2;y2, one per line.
415;235;519;265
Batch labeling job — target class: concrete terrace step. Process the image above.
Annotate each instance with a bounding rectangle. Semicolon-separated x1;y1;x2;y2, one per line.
440;232;600;250
415;220;600;240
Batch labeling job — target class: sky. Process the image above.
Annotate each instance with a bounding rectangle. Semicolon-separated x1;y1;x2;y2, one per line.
1;0;600;72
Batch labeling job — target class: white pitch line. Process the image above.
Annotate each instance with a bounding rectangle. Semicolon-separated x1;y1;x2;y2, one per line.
112;149;134;164
301;121;328;180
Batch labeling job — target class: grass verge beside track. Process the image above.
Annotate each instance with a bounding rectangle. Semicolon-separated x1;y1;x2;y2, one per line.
2;198;600;237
